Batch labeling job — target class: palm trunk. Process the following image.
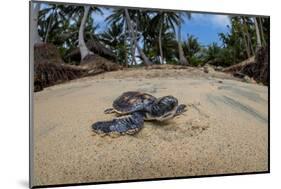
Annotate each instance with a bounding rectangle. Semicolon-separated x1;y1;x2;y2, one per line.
78;6;94;61
44;5;57;43
136;43;152;66
124;9;152;66
254;17;262;50
177;23;189;65
133;18;140;65
124;25;128;67
243;17;254;56
129;31;136;65
132;42;137;65
241;24;251;58
258;17;266;46
31;2;42;47
158;21;164;64
242;32;251;58
130;21;138;65
126;17;136;65
143;35;147;53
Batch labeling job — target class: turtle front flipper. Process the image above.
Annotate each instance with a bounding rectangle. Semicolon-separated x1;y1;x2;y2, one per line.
175;104;187;116
104;108;115;114
92;112;144;136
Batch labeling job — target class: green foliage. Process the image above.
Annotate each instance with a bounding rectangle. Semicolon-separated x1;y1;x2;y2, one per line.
150;11;181;33
203;44;235;67
182;35;203;66
38;4;103;62
100;22;128;65
144;24;178;64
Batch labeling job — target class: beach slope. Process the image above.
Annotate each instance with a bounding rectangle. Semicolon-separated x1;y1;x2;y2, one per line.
32;68;268;186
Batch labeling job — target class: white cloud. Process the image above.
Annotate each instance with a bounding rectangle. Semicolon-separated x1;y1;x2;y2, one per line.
190;13;230;28
211;15;231;28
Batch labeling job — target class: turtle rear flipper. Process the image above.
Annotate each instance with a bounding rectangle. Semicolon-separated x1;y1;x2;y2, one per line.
92;112;144;136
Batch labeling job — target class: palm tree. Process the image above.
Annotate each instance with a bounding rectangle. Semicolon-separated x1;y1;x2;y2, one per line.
237;17;251;58
220;16;253;63
133;10;151;54
258;17;266;46
39;4;101;61
151;11;180;64
100;22;128;65
204;43;221;62
106;9;152;65
38;4;60;43
161;27;178;63
124;9;152;65
44;5;58;43
106;9;138;65
63;6;97;53
130;10;151;65
78;6;94;61
253;17;262;50
242;17;255;56
177;12;191;65
182;35;201;65
74;5;103;62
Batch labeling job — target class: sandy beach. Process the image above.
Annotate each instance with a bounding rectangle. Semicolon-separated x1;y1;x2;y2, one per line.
32;68;268;186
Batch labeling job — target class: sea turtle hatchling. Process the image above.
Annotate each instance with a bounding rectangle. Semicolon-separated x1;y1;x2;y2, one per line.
91;91;187;136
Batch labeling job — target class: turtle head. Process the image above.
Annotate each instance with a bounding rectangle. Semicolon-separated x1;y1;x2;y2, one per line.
157;96;178;110
149;96;179;121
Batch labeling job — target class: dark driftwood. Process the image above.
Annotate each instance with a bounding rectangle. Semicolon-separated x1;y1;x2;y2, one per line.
76;55;121;79
34;43;86;92
223;56;255;73
34;61;87;92
240;46;268;85
34;43;64;64
223;47;268;85
34;43;121;92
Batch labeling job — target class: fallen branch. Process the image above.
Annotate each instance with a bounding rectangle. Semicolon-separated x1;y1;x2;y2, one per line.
223;56;255;73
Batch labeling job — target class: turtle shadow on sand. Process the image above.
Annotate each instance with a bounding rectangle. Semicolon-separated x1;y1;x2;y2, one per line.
135;118;210;142
150;103;211;142
147;119;173;127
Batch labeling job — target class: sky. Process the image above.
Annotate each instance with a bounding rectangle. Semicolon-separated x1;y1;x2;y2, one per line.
93;8;231;47
181;13;231;46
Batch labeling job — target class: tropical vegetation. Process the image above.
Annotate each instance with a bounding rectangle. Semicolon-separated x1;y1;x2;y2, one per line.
32;2;269;67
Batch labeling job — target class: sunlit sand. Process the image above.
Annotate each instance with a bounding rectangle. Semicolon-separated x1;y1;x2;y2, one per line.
33;68;268;185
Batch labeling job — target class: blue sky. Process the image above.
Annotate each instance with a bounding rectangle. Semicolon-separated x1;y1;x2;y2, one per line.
93;8;231;47
181;13;231;46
